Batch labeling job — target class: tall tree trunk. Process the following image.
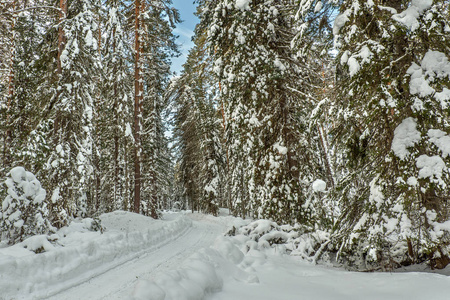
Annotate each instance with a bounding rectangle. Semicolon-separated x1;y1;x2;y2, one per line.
112;26;120;208
3;0;16;169
133;0;142;214
219;83;231;211
54;0;67;142
318;124;335;188
94;0;102;211
57;0;67;77
150;102;158;219
144;4;158;219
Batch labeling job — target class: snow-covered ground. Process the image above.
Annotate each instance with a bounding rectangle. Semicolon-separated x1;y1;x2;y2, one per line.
208;254;450;300
0;211;199;299
1;209;450;300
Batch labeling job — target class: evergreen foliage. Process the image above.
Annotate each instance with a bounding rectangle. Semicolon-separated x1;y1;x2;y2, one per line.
197;0;336;224
140;1;179;217
0;0;179;233
99;0;134;212
168;30;224;216
332;0;450;269
0;167;52;244
1;0;450;271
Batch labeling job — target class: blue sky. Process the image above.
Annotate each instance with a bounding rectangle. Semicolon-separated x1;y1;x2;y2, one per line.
171;0;199;74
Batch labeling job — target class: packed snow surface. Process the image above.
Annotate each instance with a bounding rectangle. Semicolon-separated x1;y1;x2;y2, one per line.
1;210;450;300
207;254;450;300
131;216;450;300
0;211;193;299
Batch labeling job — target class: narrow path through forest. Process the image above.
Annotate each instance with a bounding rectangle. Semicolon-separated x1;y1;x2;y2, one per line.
45;214;226;300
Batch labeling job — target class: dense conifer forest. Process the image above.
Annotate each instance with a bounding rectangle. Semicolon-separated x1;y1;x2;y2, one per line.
1;0;450;271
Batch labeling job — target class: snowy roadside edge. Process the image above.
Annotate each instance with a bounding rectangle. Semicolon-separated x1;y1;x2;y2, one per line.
0;214;193;300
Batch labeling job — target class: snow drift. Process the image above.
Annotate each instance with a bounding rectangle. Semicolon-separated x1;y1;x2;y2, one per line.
0;211;192;299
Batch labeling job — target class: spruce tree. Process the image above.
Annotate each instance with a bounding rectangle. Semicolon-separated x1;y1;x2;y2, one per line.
100;0;134;212
42;0;101;226
333;0;450;269
169;41;224;215
200;0;333;223
0;167;51;244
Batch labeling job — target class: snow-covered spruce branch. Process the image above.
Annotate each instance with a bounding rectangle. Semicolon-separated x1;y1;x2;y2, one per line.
313;240;331;264
285;85;318;103
9;6;67;19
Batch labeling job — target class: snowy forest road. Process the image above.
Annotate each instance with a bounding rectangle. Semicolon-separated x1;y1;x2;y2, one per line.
45;214;227;300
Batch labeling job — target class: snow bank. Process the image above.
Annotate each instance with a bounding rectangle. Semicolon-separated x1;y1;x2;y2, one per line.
0;211;192;299
133;248;225;300
208;253;450;300
130;215;450;300
225;219;331;264
132;215;450;300
212;219;450;300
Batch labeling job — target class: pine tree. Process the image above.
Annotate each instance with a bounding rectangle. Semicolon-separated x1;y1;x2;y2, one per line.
0;0;181;224
0;0;16;174
133;0;143;213
291;0;339;229
0;1;57;182
169;73;203;212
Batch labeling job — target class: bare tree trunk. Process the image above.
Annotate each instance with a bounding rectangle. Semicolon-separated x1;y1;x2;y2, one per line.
112;26;120;209
133;0;142;214
57;0;66;77
53;0;66;148
3;0;16;169
95;1;102;211
318;124;335;188
124;138;129;211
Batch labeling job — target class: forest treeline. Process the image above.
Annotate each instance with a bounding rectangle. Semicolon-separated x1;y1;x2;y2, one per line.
1;0;450;270
0;0;179;224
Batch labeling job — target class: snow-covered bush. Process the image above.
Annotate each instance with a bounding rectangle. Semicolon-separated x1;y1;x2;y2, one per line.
0;167;52;244
227;219;332;264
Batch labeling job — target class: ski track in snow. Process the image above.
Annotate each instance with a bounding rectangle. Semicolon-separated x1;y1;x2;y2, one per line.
45;216;225;300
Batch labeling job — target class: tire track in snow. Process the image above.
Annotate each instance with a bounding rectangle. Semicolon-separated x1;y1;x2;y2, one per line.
44;219;225;300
